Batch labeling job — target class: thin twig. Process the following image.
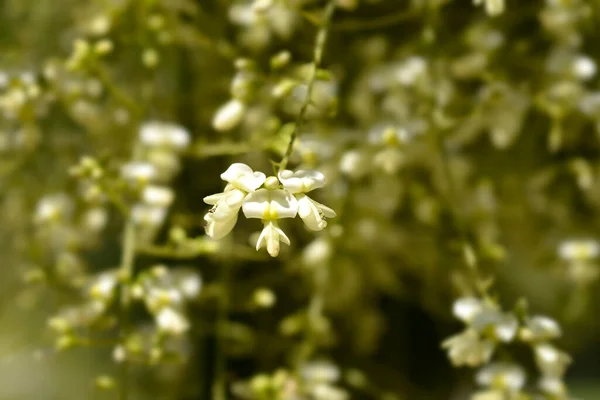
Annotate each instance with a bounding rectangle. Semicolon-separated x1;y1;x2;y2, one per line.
278;1;336;173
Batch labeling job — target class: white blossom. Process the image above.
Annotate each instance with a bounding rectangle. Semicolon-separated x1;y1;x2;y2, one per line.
278;169;336;231
242;188;297;256
476;363;526;391
519;315;562;342
121;161;157;183
156;307;190;335
142;185;175;207
212;99;246;131
203;163;266;239
453;297;485;323
558;239;600;262
139;121;191;150
131;204;168;227
442;329;495;367
534;343;571;378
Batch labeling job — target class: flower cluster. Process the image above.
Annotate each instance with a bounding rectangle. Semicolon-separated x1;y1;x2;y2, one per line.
203;163;336;257
121;121;190;243
443;297;572;399
232;360;348;400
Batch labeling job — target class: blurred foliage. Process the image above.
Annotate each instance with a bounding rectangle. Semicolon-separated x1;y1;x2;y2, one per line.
1;0;600;399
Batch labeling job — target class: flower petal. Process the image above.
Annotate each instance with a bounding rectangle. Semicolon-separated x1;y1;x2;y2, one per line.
236;171;266;192
205;212;238;239
296;195;327;231
212;99;246;131
224;188;247;208
203;192;227;205
220;163;254;183
242;189;297;219
242;189;270;219
269;189;298;219
278;169;326;193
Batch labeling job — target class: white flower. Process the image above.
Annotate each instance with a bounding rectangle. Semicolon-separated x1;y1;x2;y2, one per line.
35;193;73;223
139;121;191;150
212;99;246;131
88;271;118;301
302;237;333;266
476;363;526;392
474;0;505;16
242;188;298;220
131;204;168;227
300;360;341;383
278;169;336;231
242;188;297;256
339;150;370;180
311;383;348;400
220;163;267;192
442;329;495;367
558;239;600;262
121;161;157;183
156;307;190;335
278;169;326;194
203;163;266;239
453;297;485;323
572;56;597;81
204;211;239;240
519;315;562;342
142;185;174;207
395;56;427;86
296;194;336;231
539;376;567;397
534;343;571;378
471;390;505;400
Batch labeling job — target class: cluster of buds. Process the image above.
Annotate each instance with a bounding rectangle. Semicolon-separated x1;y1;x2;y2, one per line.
232;360;348;400
558;238;600;283
131;265;202;337
443;297;572;399
203;163;336;257
120;121;190;243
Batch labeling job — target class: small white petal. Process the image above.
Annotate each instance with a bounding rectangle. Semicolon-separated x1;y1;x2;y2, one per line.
296;194;333;231
212;99;246;131
205;212;238;239
453;297;484;323
139;121;190;150
220;163;266;192
142;185;174;207
242;189;270;219
221;163;254;182
255;221;290;257
156;307;190;335
242;189;298;220
203;192;227;205
278;169;326;194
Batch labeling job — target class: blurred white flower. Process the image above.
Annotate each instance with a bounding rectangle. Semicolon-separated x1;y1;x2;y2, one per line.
121;161;157;183
534;343;571;378
139;121;191;150
475;363;526;391
142;185;175;208
442;329;495;367
212;99;246;131
156;307;190;335
519;315;562;342
558;239;600;262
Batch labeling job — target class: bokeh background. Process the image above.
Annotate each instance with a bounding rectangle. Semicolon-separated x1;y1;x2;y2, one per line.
1;0;600;398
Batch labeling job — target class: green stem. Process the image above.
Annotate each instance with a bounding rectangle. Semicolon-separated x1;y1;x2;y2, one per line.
278;1;336;173
118;216;137;400
212;252;233;400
